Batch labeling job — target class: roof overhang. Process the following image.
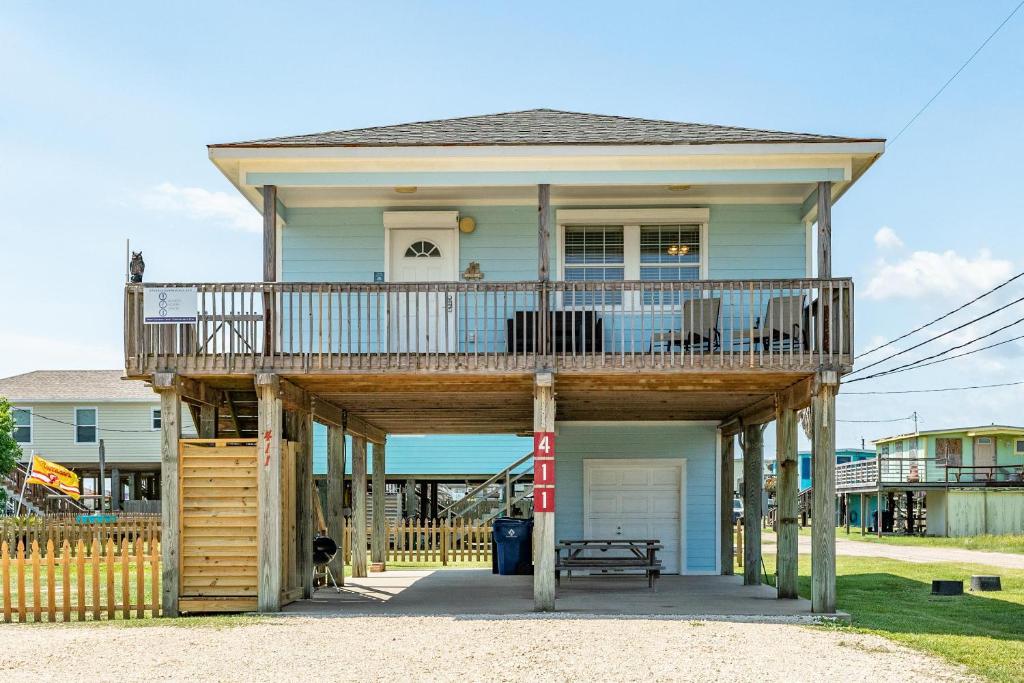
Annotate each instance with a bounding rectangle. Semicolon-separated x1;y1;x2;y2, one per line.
208;141;884;218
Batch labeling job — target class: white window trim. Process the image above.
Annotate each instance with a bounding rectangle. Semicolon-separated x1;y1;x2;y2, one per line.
151;408;162;431
12;406;32;446
555;208;709;282
74;406;98;445
382;210;460;282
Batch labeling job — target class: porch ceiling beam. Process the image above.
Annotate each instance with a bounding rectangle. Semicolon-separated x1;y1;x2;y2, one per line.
245;168;848;188
719;375;816;437
154;374;221;407
276;377;386;444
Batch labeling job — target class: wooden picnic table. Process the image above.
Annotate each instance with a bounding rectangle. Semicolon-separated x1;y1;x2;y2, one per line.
555;539;663;590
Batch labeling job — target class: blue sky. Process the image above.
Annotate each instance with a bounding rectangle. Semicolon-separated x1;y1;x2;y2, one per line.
2;1;1022;450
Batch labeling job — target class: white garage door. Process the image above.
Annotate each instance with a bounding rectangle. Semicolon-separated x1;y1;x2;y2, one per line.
583;459;685;574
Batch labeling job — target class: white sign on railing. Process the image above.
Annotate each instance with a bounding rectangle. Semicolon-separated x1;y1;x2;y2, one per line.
143;287;198;324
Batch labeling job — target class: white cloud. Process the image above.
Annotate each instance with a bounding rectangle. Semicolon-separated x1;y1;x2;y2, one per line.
142;182;260;233
873;226;903;250
863;249;1013;300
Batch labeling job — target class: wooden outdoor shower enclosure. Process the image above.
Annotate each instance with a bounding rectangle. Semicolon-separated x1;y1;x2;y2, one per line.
177;438;304;613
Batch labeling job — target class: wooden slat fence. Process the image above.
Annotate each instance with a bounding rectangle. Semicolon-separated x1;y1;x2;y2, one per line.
0;515;161;556
342;518;492;566
0;537;161;622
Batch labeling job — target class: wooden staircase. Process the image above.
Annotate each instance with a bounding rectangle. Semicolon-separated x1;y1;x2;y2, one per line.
185;389;259;438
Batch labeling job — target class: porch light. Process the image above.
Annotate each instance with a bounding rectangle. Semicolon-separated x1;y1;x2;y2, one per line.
667;184;691;192
394;186;418;194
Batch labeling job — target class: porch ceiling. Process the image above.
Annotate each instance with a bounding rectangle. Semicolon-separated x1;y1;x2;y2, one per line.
273;371;808;434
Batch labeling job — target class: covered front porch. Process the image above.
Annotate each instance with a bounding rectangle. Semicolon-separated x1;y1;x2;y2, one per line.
283;569;822;620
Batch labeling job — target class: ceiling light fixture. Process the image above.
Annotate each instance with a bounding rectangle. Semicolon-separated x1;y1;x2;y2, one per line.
667;185;691;192
394;186;418;194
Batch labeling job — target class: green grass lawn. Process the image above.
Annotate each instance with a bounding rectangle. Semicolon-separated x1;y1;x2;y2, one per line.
794;525;1024;554
759;552;1024;682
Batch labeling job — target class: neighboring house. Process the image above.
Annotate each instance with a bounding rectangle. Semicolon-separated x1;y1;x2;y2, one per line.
311;428;532;521
837;425;1024;536
126;108;880;614
0;370;196;511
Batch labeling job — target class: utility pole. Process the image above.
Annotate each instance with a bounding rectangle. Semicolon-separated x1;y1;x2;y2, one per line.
912;411;919;434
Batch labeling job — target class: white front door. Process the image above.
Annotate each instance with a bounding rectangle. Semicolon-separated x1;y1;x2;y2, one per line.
388;228;457;353
583;459;685;574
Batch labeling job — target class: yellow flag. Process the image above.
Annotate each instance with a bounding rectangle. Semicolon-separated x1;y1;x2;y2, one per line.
26;455;81;500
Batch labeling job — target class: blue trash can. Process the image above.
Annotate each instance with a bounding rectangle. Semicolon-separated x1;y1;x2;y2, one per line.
492;517;533;575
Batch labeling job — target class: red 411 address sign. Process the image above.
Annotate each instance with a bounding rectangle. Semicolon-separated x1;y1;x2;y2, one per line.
535;459;555;485
534;487;555;513
534;432;555;458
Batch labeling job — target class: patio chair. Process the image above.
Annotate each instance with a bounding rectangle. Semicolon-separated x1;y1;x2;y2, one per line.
650;297;721;352
735;294;806;351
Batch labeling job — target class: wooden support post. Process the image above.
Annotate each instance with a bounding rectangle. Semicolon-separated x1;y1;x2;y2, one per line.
110;468;121;512
906;491;915;534
256;374;283;612
429;482;438;520
153;374;180;617
860;492;866;536
775;400;799;599
295;410;314;599
538;184;550;281
351;436;368;578
263;185;277;282
811;372;838;613
326;425;346;584
720;432;735;575
419;482;428;520
533;372;555;611
405;479;416;519
371;439;387;570
817;181;832;279
877;491;883;538
742;424;764;586
845;493;851;534
262;185;277;353
198;404;218;439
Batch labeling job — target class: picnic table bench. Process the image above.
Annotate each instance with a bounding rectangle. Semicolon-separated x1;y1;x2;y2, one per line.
555;539;663;590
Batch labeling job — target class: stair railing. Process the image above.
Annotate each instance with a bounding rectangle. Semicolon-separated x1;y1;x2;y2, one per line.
439;451;534;523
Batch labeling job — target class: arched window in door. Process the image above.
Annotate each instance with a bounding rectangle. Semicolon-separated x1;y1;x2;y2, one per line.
404;240;442;258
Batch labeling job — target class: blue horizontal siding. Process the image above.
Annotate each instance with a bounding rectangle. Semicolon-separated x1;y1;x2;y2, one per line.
554;422;718;574
312;424;531;477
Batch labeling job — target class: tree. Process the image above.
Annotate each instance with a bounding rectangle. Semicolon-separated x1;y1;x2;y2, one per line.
0;398;24;505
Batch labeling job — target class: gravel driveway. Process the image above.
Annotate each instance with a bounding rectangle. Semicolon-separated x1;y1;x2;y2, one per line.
0;616;975;682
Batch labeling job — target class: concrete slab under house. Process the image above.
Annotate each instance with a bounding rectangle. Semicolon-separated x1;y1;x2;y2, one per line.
125;109;884;616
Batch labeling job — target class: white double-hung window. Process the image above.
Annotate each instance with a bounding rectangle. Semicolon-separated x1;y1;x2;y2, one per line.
557;208;709;306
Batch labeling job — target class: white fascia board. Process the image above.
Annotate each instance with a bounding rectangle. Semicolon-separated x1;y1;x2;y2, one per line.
209;141;885;160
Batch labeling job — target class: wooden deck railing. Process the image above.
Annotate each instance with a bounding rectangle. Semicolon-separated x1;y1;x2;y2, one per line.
836;457;1024;490
125;278;853;374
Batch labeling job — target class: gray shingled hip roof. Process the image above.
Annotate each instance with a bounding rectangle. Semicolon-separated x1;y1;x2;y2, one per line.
210;109;882;149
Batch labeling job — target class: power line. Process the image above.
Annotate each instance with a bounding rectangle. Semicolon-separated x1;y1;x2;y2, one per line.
856;270;1024;359
858;333;1024;378
837;415;916;423
847;315;1024;383
845;294;1024;377
889;0;1024;146
843;380;1024;395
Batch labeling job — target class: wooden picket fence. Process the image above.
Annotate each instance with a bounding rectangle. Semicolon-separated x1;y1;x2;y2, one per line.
342;518;492;565
0;537;161;623
0;514;161;556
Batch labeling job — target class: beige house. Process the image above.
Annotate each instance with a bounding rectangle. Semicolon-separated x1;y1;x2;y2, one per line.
0;370;196;511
